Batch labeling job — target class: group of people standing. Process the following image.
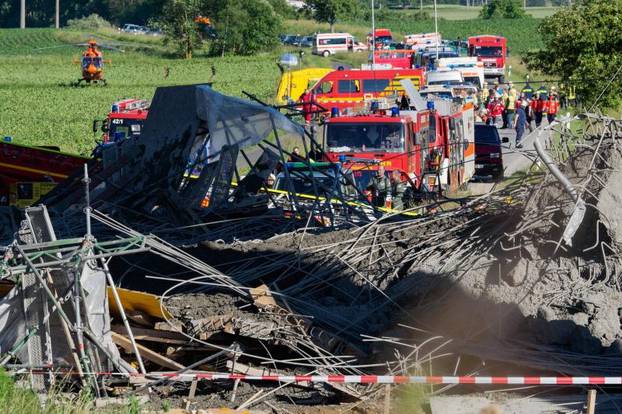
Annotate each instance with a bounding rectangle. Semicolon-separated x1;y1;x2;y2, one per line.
477;81;561;148
368;166;408;210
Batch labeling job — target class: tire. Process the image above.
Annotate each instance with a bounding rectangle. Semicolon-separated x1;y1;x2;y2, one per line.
355;48;363;53
322;50;330;57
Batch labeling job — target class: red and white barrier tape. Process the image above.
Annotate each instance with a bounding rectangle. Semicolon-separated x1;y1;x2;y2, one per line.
15;370;622;386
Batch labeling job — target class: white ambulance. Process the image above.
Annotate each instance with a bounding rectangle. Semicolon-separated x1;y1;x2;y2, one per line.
312;33;367;57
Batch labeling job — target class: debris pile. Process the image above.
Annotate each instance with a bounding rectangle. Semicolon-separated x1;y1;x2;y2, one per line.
0;104;621;412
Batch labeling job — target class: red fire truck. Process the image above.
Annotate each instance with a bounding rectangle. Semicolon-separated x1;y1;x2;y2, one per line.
467;35;507;82
322;101;475;195
310;68;425;113
0;140;87;207
93;99;150;143
372;50;417;69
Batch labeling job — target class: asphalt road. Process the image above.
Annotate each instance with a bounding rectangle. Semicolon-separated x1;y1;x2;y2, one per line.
498;122;551;177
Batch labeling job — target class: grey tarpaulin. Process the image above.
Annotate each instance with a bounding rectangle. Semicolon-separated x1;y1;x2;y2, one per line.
195;85;304;163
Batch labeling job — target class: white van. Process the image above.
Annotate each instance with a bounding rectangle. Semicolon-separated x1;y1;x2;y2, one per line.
313;33;367;57
426;70;464;87
436;57;485;90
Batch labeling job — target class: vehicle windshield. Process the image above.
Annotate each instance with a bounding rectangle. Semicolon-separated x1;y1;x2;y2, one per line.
428;79;462;86
326;122;404;152
420;91;453;100
474;46;503;57
474;124;500;145
108;119;144;141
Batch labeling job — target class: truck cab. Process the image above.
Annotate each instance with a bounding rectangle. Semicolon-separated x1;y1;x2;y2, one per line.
323;110;443;192
94;99;149;144
467;35;507;82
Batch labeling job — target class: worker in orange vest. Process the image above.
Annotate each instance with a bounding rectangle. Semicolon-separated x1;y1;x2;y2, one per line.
546;94;560;124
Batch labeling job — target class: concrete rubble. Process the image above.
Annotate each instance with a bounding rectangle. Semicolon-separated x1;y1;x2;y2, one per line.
0;85;621;412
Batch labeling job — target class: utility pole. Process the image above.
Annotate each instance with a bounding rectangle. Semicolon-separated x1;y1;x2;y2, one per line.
20;0;25;28
371;0;375;67
55;0;59;29
434;0;438;61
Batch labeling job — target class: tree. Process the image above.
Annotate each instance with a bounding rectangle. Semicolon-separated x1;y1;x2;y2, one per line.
305;0;356;32
523;0;622;109
159;0;202;59
479;0;526;19
207;0;283;56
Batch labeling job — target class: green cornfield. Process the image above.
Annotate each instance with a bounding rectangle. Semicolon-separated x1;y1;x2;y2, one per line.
0;29;282;154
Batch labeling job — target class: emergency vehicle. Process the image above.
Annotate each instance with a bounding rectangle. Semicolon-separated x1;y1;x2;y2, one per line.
310;68;425;112
371;49;417;69
322;100;475;195
369;28;393;49
275;67;333;104
0;140;87;207
404;32;441;51
93;99;150;144
436;57;485;90
312;33;367;57
467;35;507;82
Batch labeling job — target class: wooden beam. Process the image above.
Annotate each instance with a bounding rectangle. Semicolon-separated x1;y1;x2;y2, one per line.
112;332;185;371
111;324;189;345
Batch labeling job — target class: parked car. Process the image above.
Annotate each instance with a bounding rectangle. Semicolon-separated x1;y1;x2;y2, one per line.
121;24;148;35
282;35;298;45
473;123;508;181
300;36;314;48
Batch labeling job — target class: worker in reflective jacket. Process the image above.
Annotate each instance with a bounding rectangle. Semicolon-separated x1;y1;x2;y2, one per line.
369;166;391;207
546;94;560;124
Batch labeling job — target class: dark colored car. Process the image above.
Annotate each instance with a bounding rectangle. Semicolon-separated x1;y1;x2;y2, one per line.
300;36;314;48
474;123;508;181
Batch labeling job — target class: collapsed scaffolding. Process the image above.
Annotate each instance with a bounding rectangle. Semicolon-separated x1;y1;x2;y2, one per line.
0;97;621;410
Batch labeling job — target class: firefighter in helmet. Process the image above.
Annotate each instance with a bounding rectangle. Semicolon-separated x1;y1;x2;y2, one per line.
391;170;407;211
369;166;390;207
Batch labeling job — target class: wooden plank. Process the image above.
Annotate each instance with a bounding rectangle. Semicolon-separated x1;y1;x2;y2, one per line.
112;332;185;371
111;324;189;345
587;389;597;414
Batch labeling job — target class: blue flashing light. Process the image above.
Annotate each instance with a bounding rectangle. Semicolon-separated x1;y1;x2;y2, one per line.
391;107;400;117
3;136;12;143
111;104;119;113
331;107;339;117
426;101;435;110
370;101;379;111
338;154;347;163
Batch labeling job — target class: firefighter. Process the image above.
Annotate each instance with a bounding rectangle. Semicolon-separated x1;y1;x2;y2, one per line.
536;84;548;100
299;88;314;124
521;81;534;99
530;92;541;128
514;100;528;149
534;93;546;128
391;170;407;211
505;84;517;130
369;166;390;207
546;94;560;124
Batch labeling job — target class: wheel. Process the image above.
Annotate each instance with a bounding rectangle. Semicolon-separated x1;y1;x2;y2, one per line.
322;50;330;57
355;48;363;53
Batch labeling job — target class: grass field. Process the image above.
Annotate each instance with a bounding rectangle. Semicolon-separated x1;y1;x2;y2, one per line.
1;14;547;155
0;29;283;154
413;5;560;20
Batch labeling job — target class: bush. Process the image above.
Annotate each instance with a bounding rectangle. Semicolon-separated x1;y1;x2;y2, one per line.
66;14;112;30
480;0;527;19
